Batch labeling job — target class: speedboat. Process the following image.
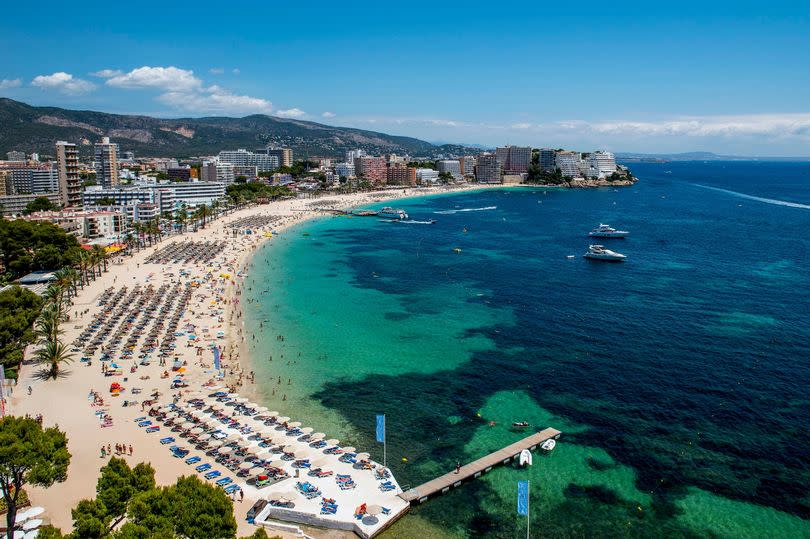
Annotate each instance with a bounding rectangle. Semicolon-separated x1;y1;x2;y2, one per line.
588;224;628;238
584;245;626;262
512;421;530;429
541;439;556;451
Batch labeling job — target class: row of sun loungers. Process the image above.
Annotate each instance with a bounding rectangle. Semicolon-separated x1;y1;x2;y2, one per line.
145;240;227;264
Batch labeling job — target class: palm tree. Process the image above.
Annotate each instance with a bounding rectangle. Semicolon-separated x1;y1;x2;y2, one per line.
52;268;74;299
35;303;64;344
91;245;108;274
197;204;210;229
35;339;74;379
176;206;188;233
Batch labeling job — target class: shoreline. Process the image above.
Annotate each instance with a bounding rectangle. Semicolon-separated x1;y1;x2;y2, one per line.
5;182;499;537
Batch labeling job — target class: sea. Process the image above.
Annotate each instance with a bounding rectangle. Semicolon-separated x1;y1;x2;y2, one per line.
241;161;810;538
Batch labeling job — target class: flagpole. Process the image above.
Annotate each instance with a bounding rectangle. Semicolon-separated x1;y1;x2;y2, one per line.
383;413;387;470
526;480;530;539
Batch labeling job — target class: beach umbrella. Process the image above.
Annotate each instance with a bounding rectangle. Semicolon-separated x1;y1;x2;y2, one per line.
342;446;356;453
218;446;233;455
267;411;280;417
310;457;328;468
239;461;254;471
310;433;325;441
366;504;382;516
205;419;221;428
180;421;195;430
325;439;339;446
164;412;178;420
249;466;266;476
279;491;299;503
235;439;250;448
255;406;268;413
207;440;224;448
267;492;284;501
196;433;211;441
234;397;248;403
356;452;370;460
293;448;310;459
299;427;313;435
282;445;296;454
256;450;272;461
276;416;290;424
226;433;240;442
23;520;43;531
190;410;205;419
246;445;262;454
287;421;302;428
190;427;204;435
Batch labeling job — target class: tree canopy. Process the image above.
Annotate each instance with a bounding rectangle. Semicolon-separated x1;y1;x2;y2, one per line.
0;219;82;281
0;286;43;378
22;197;58;215
0;417;70;537
225;183;292;204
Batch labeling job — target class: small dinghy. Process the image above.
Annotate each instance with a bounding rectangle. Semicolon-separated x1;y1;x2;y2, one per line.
512;421;530;429
541;439;556;451
519;449;533;466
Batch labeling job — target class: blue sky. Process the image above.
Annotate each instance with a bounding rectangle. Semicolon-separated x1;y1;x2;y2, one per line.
1;1;809;155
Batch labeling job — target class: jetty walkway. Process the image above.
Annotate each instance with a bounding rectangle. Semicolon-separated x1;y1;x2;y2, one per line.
399;427;561;504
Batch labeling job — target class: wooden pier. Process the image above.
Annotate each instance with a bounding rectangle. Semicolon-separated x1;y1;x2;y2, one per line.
398;427;561;504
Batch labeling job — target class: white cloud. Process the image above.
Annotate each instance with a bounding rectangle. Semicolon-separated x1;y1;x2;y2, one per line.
106;66;202;91
511;123;532;129
0;78;22;89
91;69;123;78
31;72;95;95
158;89;274;115
232;68;240;75
321;111;336;118
209;68;224;75
276;108;306;118
584;114;810;138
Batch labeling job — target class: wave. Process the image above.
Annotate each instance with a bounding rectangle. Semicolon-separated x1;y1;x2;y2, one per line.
398;220;436;224
434;206;497;215
691;184;810;210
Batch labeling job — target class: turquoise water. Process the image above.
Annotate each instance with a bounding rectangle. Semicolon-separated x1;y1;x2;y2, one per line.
242;162;810;538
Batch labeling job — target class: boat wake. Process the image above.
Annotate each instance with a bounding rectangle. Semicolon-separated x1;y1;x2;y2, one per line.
691;184;810;210
434;206;497;215
398;220;436;224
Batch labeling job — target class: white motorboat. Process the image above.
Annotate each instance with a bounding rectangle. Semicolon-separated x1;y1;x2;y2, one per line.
584;244;626;261
519;449;533;466
541;439;556;451
588;223;629;238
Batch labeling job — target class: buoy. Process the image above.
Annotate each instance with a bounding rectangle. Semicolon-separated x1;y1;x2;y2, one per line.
402;457;408;462
453;248;462;253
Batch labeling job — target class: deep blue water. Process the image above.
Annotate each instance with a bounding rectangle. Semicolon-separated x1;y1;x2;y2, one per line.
247;161;810;537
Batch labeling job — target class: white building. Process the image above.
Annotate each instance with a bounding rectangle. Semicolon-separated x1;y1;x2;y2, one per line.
436;159;462;180
585;151;617;178
94;137;120;187
201;161;235;184
416;168;439;183
166;182;226;208
218;149;278;173
32;167;59;194
334;162;356;178
555;151;582;178
345;149;366;163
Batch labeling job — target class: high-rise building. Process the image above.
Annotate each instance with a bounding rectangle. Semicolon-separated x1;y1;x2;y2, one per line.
459;156;477;177
218;149;278;172
585;151;617;178
386;164;417;186
94;137;120;188
345;149;366;163
6;150;26;162
167;167;192;182
436;159;463;180
475;153;501;183
495;146;532;174
334;162;355;178
32;166;59;194
265;148;293;168
201;161;235;184
555;151;582;178
56;141;81;207
539;148;556;172
354;156;387;184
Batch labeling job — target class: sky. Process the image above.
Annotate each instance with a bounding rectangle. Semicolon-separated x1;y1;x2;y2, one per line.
1;1;809;156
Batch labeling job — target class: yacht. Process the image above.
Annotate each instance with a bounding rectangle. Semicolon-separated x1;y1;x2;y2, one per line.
584;244;627;261
378;207;408;219
588;224;629;238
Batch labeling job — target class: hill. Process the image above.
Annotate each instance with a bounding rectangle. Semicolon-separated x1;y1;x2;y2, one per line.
0;98;481;159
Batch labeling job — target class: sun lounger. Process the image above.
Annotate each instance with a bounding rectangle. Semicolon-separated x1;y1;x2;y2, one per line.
134;416;147;422
138;420;152;427
204;470;221;480
185;456;201;464
195;463;212;473
216;477;233;486
160;437;175;444
224;484;241;494
146;426;160;433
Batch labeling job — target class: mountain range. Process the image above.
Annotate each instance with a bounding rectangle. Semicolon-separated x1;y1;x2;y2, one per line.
0;98;482;159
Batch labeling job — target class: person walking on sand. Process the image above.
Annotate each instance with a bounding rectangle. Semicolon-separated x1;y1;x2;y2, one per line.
129;445;133;456
456;462;461;474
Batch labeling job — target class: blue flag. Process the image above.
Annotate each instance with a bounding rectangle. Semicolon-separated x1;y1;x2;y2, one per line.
213;347;221;370
517;480;529;515
376;414;385;443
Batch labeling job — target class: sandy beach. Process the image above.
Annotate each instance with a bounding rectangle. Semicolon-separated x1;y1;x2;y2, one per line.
7;184;493;537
